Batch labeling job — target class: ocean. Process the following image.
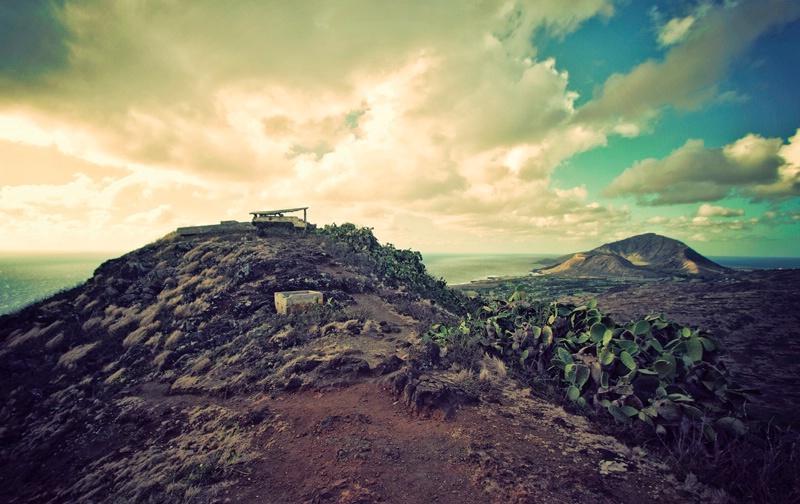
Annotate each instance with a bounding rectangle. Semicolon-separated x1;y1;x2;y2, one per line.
1;252;798;317
419;254;800;285
0;253;118;317
421;253;553;285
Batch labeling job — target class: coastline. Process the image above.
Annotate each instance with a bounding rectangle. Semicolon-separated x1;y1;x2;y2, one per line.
423;253;800;286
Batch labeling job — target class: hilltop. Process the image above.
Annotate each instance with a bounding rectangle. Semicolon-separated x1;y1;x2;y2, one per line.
536;233;730;278
0;225;794;503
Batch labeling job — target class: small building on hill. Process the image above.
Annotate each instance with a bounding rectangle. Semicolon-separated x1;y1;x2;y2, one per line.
250;207;314;231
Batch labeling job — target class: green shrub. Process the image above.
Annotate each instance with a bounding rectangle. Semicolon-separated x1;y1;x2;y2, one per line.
317;223;475;316
424;288;754;445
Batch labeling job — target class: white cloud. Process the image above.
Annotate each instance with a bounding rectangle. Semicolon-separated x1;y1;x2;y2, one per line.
0;0;796;254
579;0;800;127
0;1;629;251
696;204;745;217
603;132;796;205
124;205;174;225
657;16;696;47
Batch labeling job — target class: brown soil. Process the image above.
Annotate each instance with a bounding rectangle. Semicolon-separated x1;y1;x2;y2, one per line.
217;379;710;504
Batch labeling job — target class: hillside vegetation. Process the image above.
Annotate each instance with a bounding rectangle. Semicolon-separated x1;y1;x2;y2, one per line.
0;225;796;503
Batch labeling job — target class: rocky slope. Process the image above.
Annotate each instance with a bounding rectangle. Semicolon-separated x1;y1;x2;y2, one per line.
537;233;730;278
0;228;728;503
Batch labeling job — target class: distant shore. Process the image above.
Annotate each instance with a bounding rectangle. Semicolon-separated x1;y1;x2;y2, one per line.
422;252;800;286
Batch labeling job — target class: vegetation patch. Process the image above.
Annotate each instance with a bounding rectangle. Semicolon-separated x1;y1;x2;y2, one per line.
424;287;798;502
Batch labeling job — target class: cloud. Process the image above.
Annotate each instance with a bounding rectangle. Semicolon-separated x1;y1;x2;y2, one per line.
603;131;797;205
1;1;796;254
657;16;696;47
0;0;69;82
0;0;629;251
578;0;800;127
0;1;615;179
747;129;800;201
696;204;745;217
637;209;800;246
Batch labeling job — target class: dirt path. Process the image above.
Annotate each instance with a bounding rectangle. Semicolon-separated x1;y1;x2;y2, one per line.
220;378;710;504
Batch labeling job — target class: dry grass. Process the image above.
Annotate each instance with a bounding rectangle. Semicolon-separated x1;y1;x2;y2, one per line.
107;305;144;336
84;299;101;311
660;426;800;504
190;356;213;374
179;260;202;275
57;401;256;502
58;342;100;370
174;299;211;319
81;316;104;334
73;293;90;308
123;321;161;348
8;323;52;348
478;354;507;384
183;246;207;263
145;332;163;348
218;250;240;267
177;273;203;292
153;350;173;370
196;274;228;296
45;332;65;351
104;367;127;384
138;303;162;326
171;375;202;394
200;250;217;263
165;330;183;349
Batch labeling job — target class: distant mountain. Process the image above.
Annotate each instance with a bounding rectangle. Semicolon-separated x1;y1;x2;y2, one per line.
535;233;731;277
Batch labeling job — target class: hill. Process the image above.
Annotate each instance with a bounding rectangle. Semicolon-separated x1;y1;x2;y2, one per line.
536;233;730;277
0;225;772;503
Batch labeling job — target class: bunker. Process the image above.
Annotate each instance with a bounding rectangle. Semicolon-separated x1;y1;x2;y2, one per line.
251;207;314;231
274;290;324;315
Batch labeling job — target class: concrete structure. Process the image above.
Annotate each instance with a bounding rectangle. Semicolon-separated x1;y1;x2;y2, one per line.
274;290;324;314
176;221;254;236
250;207;313;231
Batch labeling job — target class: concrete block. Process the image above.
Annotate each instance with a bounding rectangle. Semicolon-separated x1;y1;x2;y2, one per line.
274;290;323;314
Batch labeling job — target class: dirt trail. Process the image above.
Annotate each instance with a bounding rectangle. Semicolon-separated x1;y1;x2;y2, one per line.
213;288;715;504
217;375;710;504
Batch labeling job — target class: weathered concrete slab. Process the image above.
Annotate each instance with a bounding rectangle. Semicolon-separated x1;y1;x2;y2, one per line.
274;290;323;314
176;221;254;236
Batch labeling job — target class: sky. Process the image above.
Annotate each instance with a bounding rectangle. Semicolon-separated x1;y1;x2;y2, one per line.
1;0;799;257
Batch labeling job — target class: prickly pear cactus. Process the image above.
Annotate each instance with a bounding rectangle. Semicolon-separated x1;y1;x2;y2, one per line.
424;290;753;443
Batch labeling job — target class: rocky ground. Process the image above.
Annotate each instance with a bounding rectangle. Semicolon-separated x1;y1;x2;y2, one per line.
0;230;789;503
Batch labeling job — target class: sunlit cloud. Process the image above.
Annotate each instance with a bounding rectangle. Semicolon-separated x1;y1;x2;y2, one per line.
657;16;696;47
603;131;799;205
696;204;745;218
0;0;798;254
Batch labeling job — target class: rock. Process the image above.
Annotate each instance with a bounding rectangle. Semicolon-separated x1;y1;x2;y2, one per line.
372;355;404;376
284;376;304;392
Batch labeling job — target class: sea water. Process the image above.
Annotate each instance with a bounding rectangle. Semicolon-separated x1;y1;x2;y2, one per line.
708;256;800;270
421;253;555;285
420;253;800;286
0;253;118;316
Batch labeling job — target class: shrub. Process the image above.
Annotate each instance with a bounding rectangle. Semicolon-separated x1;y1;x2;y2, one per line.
424;289;800;501
317;223;474;315
425;289;752;443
